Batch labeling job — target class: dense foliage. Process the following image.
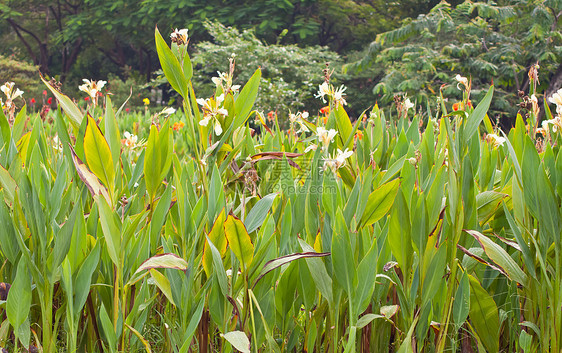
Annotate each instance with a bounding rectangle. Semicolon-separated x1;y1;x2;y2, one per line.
348;0;562;123
1;25;562;352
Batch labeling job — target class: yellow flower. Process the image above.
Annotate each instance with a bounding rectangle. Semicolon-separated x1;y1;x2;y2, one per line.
143;98;150;106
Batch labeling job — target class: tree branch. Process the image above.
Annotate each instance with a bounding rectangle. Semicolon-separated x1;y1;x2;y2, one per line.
5;19;38;64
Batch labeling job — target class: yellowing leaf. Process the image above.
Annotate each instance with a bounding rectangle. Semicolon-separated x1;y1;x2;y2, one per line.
203;210;227;276
84;115;114;190
134;253;189;274
70;145;111;205
16;132;31;161
224;215;254;271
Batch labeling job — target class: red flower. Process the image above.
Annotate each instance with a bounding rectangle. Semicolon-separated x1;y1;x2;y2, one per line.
30;98;36;104
319;106;330;115
125;108;130;112
453;102;460;111
47;97;53;105
43;90;47;96
84;96;90;101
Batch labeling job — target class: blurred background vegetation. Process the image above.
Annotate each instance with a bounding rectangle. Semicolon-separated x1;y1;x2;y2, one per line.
1;0;561;124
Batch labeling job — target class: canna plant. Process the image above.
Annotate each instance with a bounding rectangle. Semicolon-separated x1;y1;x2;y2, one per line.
0;25;562;353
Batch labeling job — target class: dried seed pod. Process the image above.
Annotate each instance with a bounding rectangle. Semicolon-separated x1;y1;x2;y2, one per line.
0;282;11;300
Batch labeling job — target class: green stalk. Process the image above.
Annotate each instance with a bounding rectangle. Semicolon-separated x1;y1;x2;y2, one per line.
41;285;54;353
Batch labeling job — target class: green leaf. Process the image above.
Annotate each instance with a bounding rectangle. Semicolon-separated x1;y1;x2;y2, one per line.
396;315;419;353
73;242;101;316
144;122;173;202
332;210;355;295
254;251;330;287
52;203;79;269
335;105;353;148
203;210;227;276
233;68;261;128
150;269;175;306
7;259;31;335
84;115;114;190
155;26;188;98
388;190;412;274
464;85;494;140
224;215;254;271
0;163;16;204
468;274;499;353
465;229;527;285
244;193;277;233
222;331;251;353
453;271;470;325
355;314;385;329
104;96;121;169
41;75;83;129
96;195;121;267
99;303;117;353
359;178;400;228
206;236;229;297
298;238;333;305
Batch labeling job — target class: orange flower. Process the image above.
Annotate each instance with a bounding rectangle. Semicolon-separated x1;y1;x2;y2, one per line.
320;106;330;115
173;121;185;131
267;111;275;121
355;130;363;141
453;100;472;111
322;115;328;125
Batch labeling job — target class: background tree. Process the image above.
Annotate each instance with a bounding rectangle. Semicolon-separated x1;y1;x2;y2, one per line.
347;0;562;122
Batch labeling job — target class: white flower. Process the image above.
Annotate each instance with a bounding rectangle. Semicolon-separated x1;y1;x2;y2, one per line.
212;71;239;93
549;88;562;117
543;117;562;133
316;82;331;103
170;28;189;44
455;74;469;90
214;120;223;135
122;131;138;147
302;111;309;119
335;148;353;166
404;98;414;111
486;133;506;148
323;148;353;172
334;85;347;106
304;144;317;153
52;135;63;152
197;95;228;135
79;79;106;99
530;94;540;116
316;82;347;106
316;127;338;150
0;82;24;108
160;107;176;116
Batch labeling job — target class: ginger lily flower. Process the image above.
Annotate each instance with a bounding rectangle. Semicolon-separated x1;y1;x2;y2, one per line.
159;107;176;116
485;133;506;148
404;98;414;111
0;81;24;109
323;148;353;173
170;28;189;45
316;82;347;106
121;131;138;148
79;79;106;100
197;94;228;135
316;127;337;151
548;88;562;117
455;74;469;90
